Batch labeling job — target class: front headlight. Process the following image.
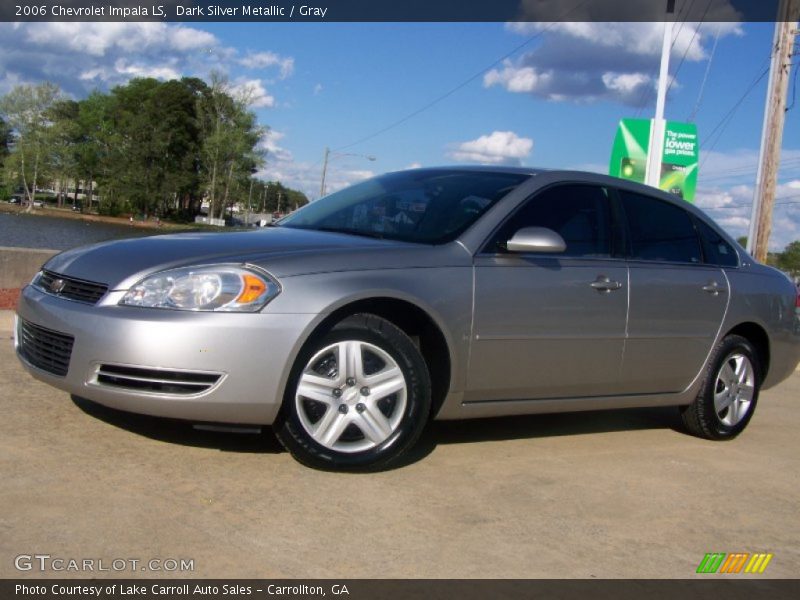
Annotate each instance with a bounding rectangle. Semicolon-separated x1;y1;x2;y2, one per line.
120;265;280;312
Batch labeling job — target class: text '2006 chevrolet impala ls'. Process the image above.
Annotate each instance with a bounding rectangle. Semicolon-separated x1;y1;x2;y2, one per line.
15;168;800;470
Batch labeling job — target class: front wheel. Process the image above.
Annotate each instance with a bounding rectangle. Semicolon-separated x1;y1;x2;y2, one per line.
681;334;761;440
275;314;431;471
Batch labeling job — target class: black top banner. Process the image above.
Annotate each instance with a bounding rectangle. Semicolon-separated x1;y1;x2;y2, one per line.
0;0;788;23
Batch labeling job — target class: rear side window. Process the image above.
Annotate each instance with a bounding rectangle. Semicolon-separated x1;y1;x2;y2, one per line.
694;217;739;267
619;191;702;264
490;184;612;257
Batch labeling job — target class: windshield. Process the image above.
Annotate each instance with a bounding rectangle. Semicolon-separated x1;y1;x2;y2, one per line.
278;169;530;244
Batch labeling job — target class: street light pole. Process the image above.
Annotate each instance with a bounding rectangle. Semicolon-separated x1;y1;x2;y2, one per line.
319;147;376;199
645;0;676;189
319;147;331;198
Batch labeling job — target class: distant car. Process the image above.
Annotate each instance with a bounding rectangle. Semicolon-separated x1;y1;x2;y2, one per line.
9;196;21;204
32;200;45;208
15;168;800;471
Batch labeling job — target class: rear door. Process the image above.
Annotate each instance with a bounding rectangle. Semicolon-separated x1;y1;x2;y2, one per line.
466;184;629;402
616;190;729;394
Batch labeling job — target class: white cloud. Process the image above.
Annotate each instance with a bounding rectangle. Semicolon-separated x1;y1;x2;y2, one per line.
696;177;800;250
0;22;295;104
313;83;323;95
229;78;276;108
487;22;741;106
258;129;293;163
111;59;181;81
449;131;533;165
238;51;294;79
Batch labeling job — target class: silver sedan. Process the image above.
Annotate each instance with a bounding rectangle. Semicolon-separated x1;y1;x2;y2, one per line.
15;168;800;470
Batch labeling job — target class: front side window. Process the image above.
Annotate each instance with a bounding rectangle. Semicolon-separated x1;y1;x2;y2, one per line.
279;170;529;244
619;191;702;264
489;184;612;257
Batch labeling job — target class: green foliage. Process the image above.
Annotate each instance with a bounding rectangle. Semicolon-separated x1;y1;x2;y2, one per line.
0;76;306;221
0;82;61;209
0;116;10;165
775;241;800;278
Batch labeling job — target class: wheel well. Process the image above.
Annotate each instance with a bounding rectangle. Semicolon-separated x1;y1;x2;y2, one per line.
726;322;770;381
311;298;452;417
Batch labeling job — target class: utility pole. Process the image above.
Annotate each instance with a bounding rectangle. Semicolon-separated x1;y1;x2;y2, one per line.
247;178;254;226
747;0;799;262
645;0;676;188
319;147;330;198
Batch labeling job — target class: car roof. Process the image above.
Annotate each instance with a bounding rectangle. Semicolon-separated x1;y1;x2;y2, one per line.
386;165;545;177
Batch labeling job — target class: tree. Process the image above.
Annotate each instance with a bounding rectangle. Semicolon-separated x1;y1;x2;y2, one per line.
776;241;800;279
0;116;11;198
197;72;266;220
0;82;61;212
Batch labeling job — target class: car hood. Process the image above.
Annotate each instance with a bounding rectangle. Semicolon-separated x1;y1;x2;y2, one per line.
43;227;467;289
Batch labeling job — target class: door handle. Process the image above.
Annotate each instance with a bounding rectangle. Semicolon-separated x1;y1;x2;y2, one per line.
702;281;725;295
590;276;623;292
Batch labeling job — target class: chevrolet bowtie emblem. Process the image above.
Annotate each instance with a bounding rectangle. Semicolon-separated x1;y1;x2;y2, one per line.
49;278;66;294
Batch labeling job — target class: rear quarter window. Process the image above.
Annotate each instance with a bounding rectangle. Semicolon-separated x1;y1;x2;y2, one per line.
694;217;739;267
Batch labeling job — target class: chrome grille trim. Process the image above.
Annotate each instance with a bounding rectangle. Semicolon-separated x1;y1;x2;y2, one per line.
92;364;224;396
36;270;108;305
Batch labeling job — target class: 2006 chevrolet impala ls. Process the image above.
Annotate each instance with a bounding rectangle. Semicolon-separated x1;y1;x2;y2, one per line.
15;168;800;470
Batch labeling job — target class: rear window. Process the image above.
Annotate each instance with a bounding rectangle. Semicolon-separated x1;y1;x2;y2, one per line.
620;191;702;264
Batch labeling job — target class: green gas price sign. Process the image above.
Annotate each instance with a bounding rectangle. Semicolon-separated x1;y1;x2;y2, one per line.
609;118;698;202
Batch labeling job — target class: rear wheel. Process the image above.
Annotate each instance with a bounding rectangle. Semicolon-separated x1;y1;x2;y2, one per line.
275;314;431;471
681;334;761;440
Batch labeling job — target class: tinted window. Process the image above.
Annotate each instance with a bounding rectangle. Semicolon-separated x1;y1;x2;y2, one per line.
490;184;612;257
279;170;529;244
620;191;701;263
695;217;738;266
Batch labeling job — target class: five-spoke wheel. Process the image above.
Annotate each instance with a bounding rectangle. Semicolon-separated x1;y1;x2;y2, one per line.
682;334;761;440
276;314;431;471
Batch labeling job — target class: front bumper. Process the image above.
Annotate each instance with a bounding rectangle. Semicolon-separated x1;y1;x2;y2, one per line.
15;285;318;425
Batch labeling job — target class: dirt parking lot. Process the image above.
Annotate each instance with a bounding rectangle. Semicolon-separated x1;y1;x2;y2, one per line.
1;312;798;579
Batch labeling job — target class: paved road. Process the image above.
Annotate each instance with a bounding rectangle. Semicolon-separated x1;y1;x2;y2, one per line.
1;314;798;578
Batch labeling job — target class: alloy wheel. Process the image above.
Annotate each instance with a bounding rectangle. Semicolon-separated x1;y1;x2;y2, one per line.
713;353;755;427
295;340;408;453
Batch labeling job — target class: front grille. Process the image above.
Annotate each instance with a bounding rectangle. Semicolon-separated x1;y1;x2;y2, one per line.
95;364;222;395
37;270;108;304
18;319;74;377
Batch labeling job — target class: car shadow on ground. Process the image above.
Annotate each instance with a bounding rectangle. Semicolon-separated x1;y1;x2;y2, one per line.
71;395;283;454
395;406;686;469
72;394;685;467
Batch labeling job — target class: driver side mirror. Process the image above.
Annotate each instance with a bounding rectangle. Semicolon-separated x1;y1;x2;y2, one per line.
506;227;566;254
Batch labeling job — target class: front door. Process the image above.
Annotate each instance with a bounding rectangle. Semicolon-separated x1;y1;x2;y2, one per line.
466;184;629;402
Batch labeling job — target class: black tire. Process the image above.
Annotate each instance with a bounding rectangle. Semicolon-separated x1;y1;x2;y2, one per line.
681;334;762;440
275;313;431;471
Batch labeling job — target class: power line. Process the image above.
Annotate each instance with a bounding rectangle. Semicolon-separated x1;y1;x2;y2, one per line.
699;157;800;182
688;22;722;121
702;196;800;210
332;0;590;152
665;0;715;99
698;64;770;170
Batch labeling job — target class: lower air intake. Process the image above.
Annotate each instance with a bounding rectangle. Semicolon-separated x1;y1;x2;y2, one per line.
94;364;222;395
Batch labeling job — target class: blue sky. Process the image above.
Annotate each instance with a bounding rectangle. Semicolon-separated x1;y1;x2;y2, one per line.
1;20;798;247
